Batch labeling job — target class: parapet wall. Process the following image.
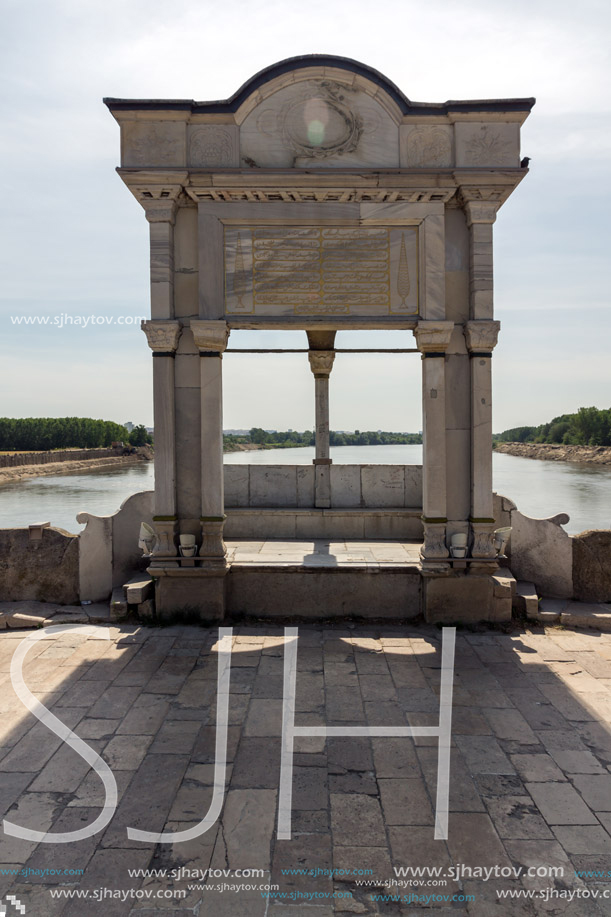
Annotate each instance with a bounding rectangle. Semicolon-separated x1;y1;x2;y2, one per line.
225;464;423;508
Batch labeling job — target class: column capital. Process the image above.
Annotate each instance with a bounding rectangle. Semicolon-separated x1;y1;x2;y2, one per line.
413;321;454;354
464;320;500;353
308;350;335;376
142;200;178;224
463;200;498;226
141;319;182;353
191;320;229;353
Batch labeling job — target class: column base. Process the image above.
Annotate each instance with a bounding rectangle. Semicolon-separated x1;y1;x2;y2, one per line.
199;516;227;562
151;517;178;558
470;521;497;559
421;520;450;561
422;570;511;624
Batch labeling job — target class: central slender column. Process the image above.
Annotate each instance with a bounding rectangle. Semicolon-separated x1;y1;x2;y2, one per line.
307;345;336;509
413;321;455;564
141;320;182;556
191;320;229;562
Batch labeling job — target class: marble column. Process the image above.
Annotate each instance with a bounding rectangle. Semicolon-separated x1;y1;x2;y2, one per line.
464;201;498;320
464;320;501;558
413;321;455;563
141;320;182;556
191;320;229;561
143;200;177;320
308;350;336;509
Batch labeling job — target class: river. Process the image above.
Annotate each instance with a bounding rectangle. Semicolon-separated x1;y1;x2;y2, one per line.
0;446;609;535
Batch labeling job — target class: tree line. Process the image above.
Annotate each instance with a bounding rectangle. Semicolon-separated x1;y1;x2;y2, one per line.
0;418;151;451
494;407;611;447
224;428;422;448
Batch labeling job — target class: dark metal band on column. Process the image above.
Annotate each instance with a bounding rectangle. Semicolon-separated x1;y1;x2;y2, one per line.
152;352;176;358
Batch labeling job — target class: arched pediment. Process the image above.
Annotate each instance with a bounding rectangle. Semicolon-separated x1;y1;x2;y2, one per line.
235;58;402;169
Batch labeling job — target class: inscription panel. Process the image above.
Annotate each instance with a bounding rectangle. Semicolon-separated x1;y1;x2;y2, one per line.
224;226;418;317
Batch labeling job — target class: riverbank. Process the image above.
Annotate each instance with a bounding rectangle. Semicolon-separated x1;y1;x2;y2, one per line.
0;451;151;486
494;442;611;466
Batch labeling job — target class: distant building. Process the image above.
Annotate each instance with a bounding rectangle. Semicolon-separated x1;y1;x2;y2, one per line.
124;421;134;433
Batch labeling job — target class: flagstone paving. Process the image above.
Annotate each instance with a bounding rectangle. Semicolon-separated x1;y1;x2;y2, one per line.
1;622;611;914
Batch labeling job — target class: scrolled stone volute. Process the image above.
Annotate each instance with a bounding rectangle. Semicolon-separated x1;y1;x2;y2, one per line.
141;320;182;352
190;320;229;353
464;320;501;353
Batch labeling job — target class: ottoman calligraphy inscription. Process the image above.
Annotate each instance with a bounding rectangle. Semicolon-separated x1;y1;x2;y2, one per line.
225;226;419;317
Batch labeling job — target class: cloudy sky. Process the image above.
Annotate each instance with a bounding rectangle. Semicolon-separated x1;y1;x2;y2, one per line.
1;0;609;433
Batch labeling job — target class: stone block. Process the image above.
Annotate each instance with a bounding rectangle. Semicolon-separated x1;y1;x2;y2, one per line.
361;465;405;507
573;530;611;603
0;527;79;605
227;568;421;619
404;465;423;506
296;465;315;507
250;466;297;506
509;509;573;598
224;464;250;507
124;574;153;604
423;574;510;624
110;587;127;621
330;465;361;507
153;569;227;621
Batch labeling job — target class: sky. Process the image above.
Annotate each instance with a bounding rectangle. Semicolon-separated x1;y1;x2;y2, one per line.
1;0;609;434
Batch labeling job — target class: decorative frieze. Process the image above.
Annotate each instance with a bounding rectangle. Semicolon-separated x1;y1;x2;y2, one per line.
190;320;229;353
141;320;182;352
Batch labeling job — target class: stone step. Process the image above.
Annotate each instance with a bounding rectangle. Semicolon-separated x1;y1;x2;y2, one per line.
534;597;611;631
124;573;153;605
110;586;128;621
513;580;539;617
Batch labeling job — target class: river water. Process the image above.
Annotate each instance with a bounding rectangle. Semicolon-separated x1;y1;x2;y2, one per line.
0;446;609;535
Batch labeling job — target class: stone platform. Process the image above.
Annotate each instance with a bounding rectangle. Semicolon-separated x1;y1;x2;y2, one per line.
225;539;423;620
3;622;611;916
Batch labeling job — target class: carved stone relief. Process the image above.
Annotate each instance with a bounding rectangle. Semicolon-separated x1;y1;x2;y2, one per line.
455;123;519;168
122;121;185;167
401;125;453;167
188;126;239;167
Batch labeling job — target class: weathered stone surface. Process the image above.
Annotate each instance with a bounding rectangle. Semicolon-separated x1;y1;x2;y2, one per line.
0;527;79;604
573;531;611;603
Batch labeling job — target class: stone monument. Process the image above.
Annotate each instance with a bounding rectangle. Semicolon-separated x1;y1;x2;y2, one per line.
105;55;534;621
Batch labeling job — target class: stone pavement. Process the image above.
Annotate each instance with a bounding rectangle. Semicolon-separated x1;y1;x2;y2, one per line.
1;623;611;916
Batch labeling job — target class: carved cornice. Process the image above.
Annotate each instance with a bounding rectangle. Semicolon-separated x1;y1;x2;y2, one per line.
464;320;500;353
191;320;229;353
141;320;182;352
413;321;454;354
186;187;457;204
308;351;336;376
